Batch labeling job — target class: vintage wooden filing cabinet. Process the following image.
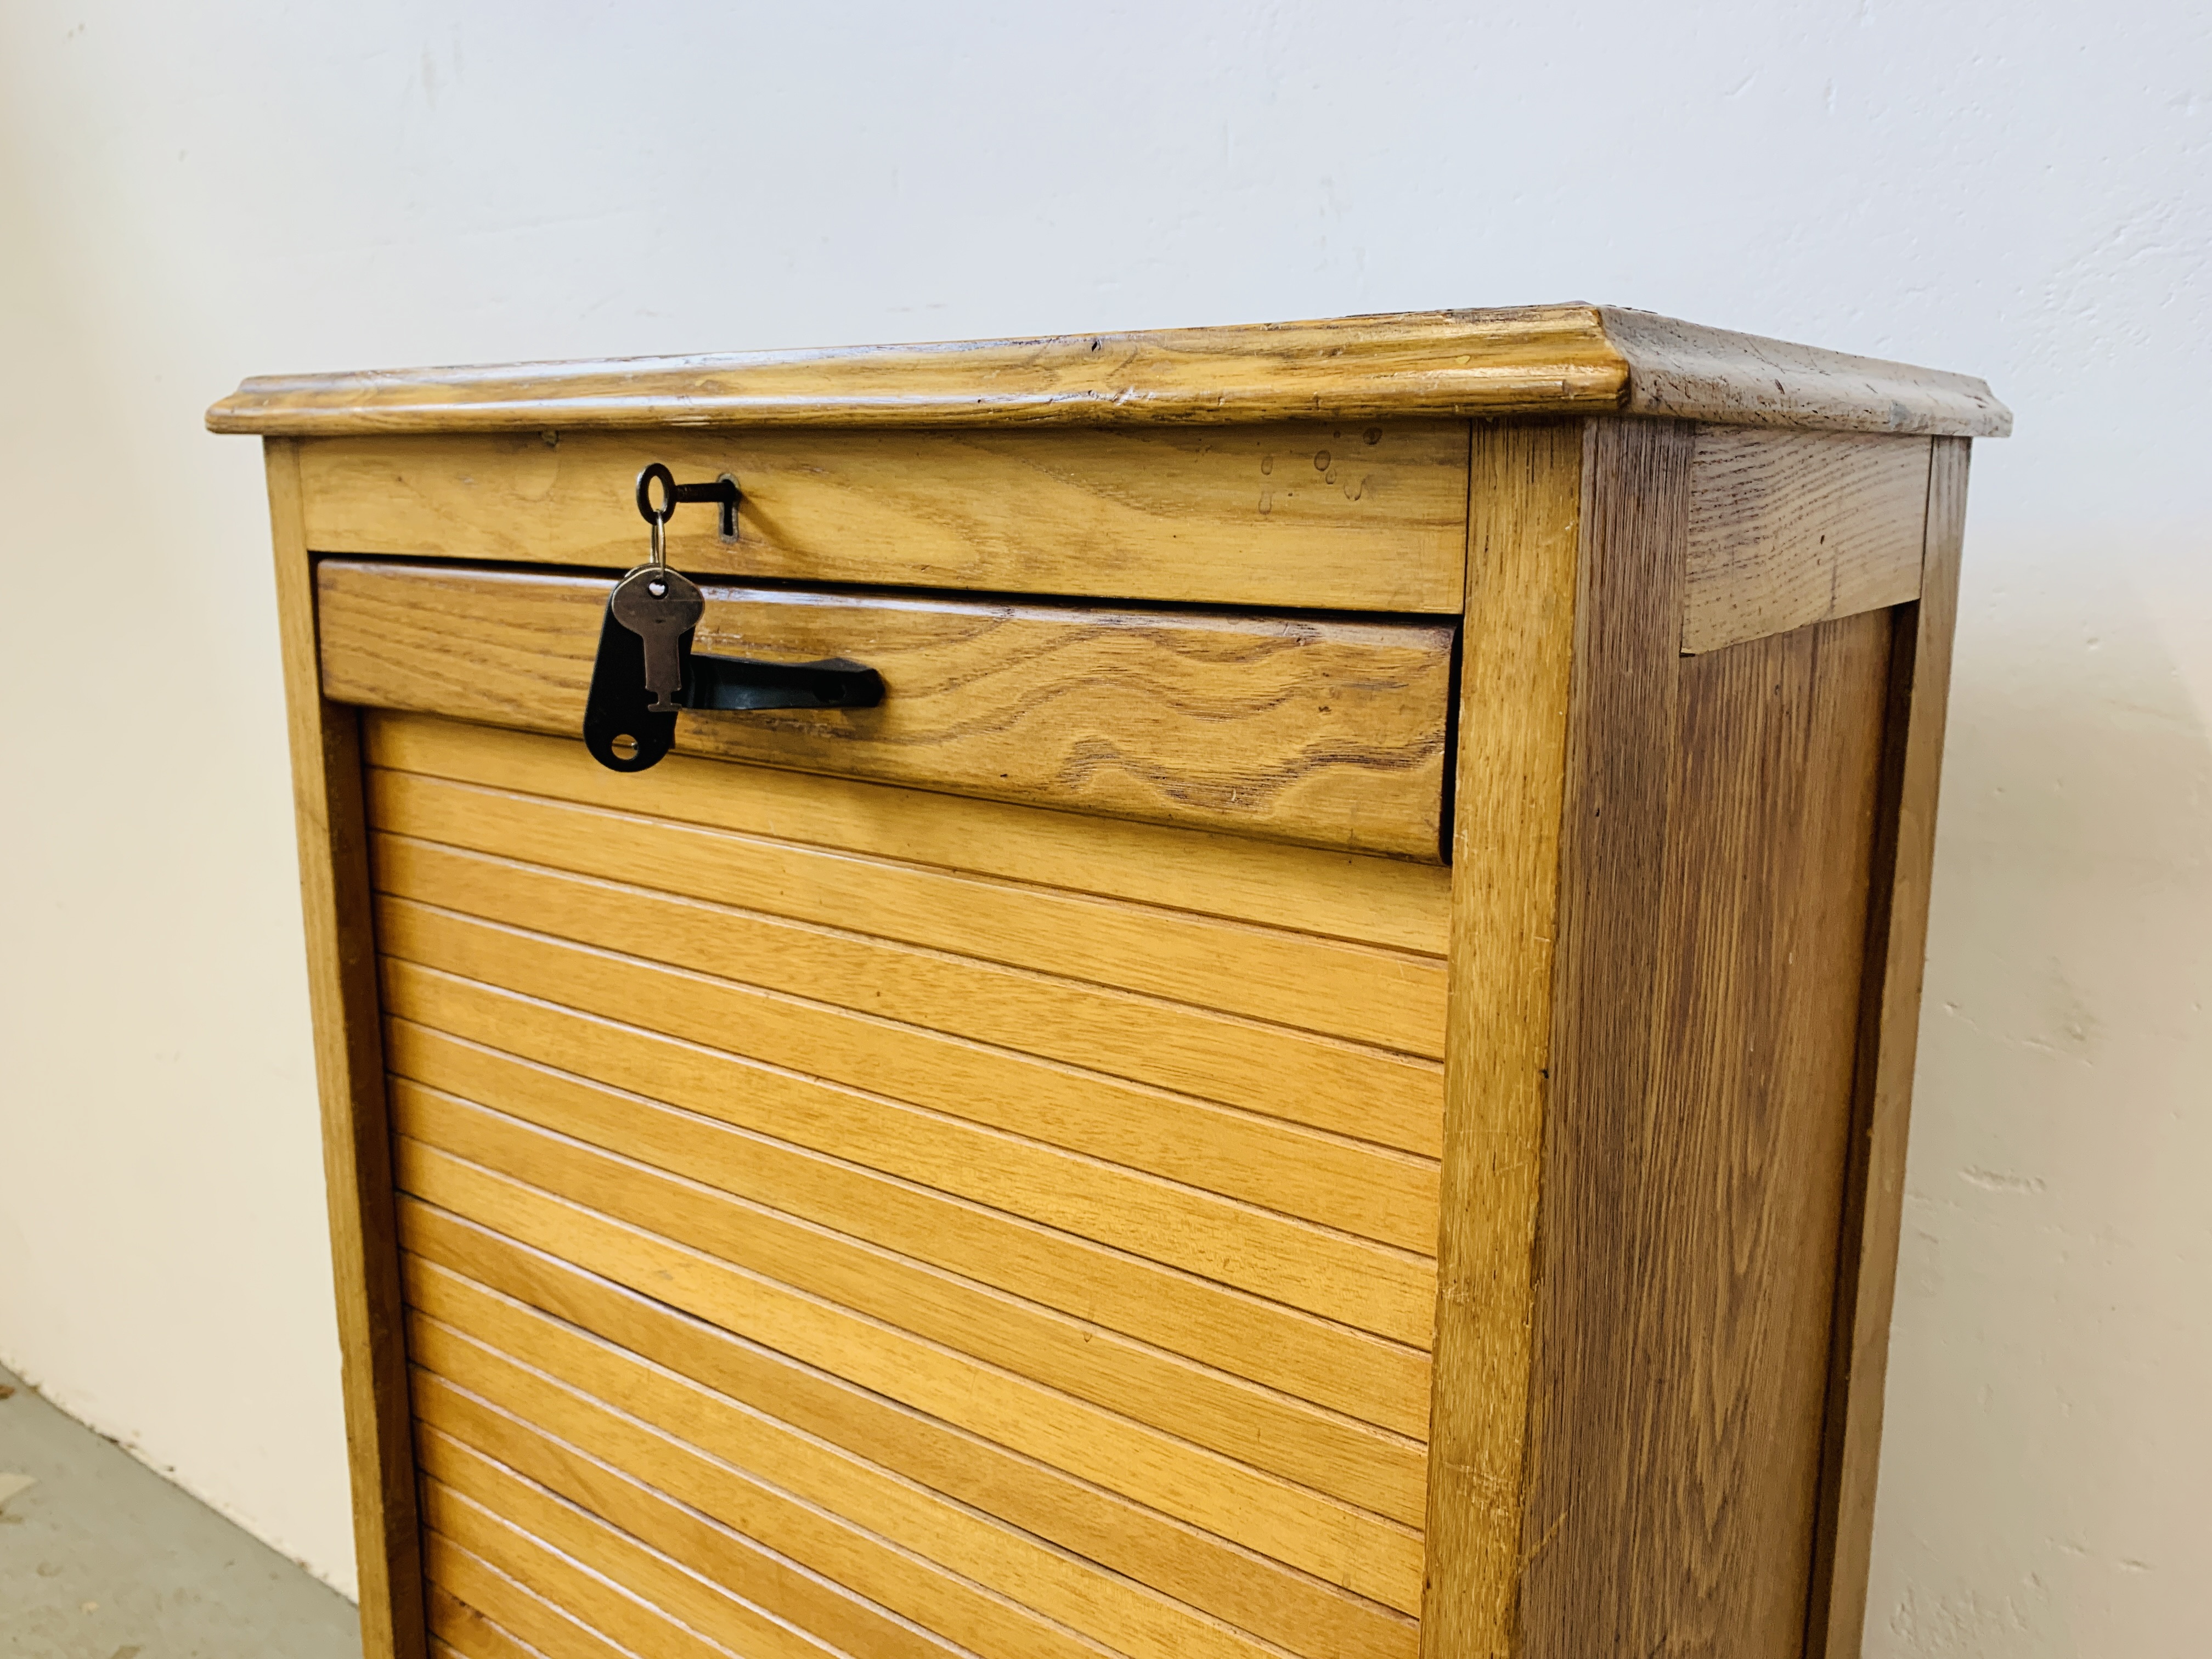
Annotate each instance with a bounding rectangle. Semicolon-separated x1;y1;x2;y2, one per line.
210;307;2008;1659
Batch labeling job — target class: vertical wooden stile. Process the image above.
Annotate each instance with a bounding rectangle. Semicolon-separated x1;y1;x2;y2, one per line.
1516;418;1698;1654
1420;419;1588;1657
264;438;427;1659
1806;437;1972;1659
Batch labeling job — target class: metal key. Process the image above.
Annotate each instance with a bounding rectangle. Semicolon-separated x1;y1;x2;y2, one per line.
610;565;704;712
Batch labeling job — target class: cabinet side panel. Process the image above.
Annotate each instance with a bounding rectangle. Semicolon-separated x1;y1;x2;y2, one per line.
1808;436;1972;1658
1637;611;1892;1651
1420;419;1587;1657
1522;420;1897;1656
265;439;426;1659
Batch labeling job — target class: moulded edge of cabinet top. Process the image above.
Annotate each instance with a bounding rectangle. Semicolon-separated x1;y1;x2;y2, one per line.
205;304;2011;439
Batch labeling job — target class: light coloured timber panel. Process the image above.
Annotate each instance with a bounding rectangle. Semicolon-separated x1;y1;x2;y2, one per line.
1682;428;1932;653
294;424;1472;611
366;765;1447;1057
387;1055;1429;1653
369;866;1444;1161
424;1531;629;1659
420;1424;837;1659
402;1228;1384;1659
408;1359;1048;1659
370;719;1445;1659
363;710;1453;955
382;1052;1432;1447
364;718;1444;1250
425;1579;539;1659
321;561;1456;859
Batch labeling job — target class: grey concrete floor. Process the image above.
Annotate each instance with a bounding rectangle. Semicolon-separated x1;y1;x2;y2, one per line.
0;1363;361;1658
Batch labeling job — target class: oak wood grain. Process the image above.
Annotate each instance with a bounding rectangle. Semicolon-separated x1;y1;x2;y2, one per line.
421;1425;842;1659
382;1013;1429;1512
425;1533;627;1659
262;439;427;1659
408;1249;1251;1659
365;710;1454;955
401;1227;1418;1659
373;960;1426;1432
380;929;1439;1259
424;1583;540;1659
421;1477;745;1659
1508;417;1695;1652
368;763;1449;1057
1418;418;1588;1658
1519;406;1898;1657
373;899;1437;1265
1808;437;1972;1658
382;997;1438;1368
390;1106;1424;1606
294;424;1471;612
1683;428;1932;653
207;305;2010;437
409;1341;1090;1659
1595;309;2008;437
1626;613;1891;1650
319;560;1456;858
369;861;1447;1159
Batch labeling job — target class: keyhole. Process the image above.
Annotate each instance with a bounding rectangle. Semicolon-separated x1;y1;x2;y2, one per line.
611;734;639;759
647;578;668;597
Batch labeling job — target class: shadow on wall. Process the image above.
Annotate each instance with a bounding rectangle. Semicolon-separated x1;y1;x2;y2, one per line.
1869;521;2212;1655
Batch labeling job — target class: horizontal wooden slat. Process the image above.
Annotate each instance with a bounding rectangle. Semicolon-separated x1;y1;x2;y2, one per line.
292;425;1471;612
365;710;1453;956
393;1105;1426;1578
385;927;1433;1250
426;1582;549;1659
385;1004;1435;1358
1683;429;1931;653
423;1426;843;1659
402;1228;1417;1659
321;561;1454;859
424;1480;745;1659
426;1533;633;1659
421;1370;960;1659
371;765;1447;1057
393;1168;1423;1622
373;857;1445;1158
411;1338;1096;1659
386;1013;1423;1513
409;1247;1266;1659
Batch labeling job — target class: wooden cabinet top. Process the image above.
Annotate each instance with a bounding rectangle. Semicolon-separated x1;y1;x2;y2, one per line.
207;304;2010;438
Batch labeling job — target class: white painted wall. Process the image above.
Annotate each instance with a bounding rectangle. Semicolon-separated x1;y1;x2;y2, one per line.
1;1;2203;1647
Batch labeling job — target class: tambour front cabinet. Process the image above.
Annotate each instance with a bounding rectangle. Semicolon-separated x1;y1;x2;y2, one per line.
210;307;2008;1659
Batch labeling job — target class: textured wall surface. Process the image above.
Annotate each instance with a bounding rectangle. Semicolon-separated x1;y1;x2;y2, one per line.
1;3;2204;1647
